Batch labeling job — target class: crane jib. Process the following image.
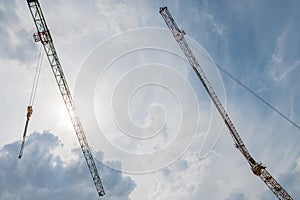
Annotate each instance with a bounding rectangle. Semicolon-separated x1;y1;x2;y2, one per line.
25;0;105;197
159;6;293;200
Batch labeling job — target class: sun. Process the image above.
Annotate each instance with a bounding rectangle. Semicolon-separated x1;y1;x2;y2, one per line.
56;105;73;130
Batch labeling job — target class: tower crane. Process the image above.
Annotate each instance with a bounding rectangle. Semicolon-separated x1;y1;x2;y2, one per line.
160;7;293;200
22;0;105;197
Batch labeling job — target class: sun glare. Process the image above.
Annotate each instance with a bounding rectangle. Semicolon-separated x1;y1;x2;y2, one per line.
57;105;73;130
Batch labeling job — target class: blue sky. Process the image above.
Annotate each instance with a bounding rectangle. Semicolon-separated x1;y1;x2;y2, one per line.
0;0;300;199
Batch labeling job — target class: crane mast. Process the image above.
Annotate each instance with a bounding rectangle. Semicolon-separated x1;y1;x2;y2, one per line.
26;0;105;197
160;7;293;200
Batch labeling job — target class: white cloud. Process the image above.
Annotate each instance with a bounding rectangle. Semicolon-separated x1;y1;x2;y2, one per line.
223;190;249;200
185;5;227;39
0;131;135;200
270;24;300;82
130;150;212;200
0;0;36;63
204;13;227;37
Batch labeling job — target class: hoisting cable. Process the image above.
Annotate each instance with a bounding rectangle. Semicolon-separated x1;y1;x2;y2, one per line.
215;63;300;131
196;48;300;131
18;44;44;159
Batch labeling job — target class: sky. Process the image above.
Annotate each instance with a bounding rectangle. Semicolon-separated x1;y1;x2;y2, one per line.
0;0;300;199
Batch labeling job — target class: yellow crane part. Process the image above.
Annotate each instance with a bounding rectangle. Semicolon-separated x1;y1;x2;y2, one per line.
18;106;33;159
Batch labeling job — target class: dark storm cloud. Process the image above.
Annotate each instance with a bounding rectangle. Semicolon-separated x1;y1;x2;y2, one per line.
0;131;136;200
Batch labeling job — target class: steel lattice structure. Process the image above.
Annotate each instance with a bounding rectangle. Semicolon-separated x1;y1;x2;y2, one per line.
26;0;105;197
160;6;293;200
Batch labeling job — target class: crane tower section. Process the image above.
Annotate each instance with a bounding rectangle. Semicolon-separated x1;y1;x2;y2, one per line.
160;6;293;200
26;0;105;197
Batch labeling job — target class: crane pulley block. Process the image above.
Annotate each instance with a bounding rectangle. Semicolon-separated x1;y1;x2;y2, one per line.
26;106;33;118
